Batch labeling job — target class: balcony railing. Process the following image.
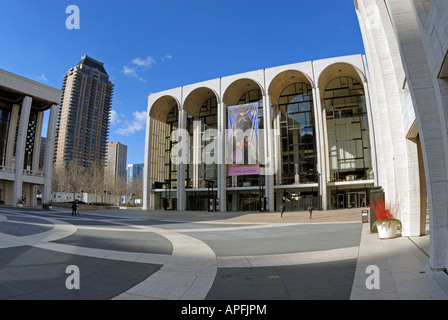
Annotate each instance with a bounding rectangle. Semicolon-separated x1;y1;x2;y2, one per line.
0;166;15;174
23;169;45;178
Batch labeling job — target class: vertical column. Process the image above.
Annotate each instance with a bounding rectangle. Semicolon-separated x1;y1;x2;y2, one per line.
273;104;282;186
143;114;154;210
313;87;327;211
177;108;187;211
362;79;379;186
193;117;201;189
42;105;58;206
217;100;226;212
263;94;275;212
13;96;32;207
5;104;19;168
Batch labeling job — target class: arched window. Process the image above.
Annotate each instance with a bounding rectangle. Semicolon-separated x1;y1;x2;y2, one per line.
278;82;317;184
324;76;372;182
198;97;218;184
164;105;178;189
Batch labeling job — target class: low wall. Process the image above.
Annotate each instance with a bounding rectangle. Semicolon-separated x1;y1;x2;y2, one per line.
53;203;119;211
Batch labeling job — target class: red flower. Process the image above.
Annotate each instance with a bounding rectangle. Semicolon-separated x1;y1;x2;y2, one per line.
371;199;398;221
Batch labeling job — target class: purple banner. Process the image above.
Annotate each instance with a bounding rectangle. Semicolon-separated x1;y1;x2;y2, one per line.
228;102;260;176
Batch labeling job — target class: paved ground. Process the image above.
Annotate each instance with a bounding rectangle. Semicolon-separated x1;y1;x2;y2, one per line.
0;206;447;302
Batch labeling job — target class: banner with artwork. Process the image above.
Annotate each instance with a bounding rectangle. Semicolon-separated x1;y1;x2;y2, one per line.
227;102;260;176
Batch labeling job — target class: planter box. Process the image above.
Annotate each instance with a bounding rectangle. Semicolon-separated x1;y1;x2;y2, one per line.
377;222;398;239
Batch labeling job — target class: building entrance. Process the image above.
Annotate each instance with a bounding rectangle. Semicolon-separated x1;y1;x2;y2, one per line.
186;191;218;211
237;192;265;212
331;189;369;209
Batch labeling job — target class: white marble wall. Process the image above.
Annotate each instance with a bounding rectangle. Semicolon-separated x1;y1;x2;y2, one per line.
356;0;448;271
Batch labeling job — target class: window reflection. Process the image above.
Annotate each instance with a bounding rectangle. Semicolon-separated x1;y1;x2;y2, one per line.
279;82;317;185
164;106;178;189
325;77;372;182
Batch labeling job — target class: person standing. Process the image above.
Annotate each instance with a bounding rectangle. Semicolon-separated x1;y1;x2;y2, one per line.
71;202;78;216
280;203;286;218
308;205;314;219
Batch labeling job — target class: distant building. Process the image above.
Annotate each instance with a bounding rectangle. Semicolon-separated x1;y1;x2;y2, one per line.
39;137;46;170
0;68;61;207
54;55;114;169
106;142;127;183
127;163;144;184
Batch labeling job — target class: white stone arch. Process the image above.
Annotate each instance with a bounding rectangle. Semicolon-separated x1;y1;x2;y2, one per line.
183;86;220;118
317;62;367;93
148;93;181;122
268;69;316;104
222;77;266;106
144;93;181;210
317;61;377;211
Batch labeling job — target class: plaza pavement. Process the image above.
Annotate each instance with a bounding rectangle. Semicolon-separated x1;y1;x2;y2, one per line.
0;205;447;300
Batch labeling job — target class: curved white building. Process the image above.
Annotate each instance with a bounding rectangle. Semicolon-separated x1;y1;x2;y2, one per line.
143;54;379;214
355;0;448;271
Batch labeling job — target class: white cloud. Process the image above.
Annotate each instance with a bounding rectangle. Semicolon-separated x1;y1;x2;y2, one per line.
132;56;156;67
116;110;147;136
122;66;145;82
123;54;171;82
161;53;172;62
37;73;48;82
110;110;122;125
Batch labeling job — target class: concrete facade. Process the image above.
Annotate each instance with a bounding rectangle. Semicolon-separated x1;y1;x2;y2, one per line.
105;142;128;184
0;69;61;207
143;54;377;215
355;0;448;271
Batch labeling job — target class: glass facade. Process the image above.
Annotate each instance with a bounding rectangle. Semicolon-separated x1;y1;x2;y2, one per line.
198;97;218;186
164;105;178;189
325;77;372;209
0;104;11;167
325;77;372;182
278;82;317;185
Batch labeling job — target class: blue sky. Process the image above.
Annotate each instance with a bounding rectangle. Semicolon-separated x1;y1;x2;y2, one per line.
0;0;365;165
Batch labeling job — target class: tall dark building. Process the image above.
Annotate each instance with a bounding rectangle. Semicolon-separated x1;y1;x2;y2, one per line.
55;55;114;168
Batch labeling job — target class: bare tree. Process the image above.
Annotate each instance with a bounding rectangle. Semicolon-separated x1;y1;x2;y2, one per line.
126;177;143;205
85;162;105;201
65;161;86;199
52;165;67;192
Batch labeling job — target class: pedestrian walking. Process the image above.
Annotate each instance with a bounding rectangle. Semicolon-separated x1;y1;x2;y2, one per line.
71;202;78;216
280;203;286;218
308;204;314;219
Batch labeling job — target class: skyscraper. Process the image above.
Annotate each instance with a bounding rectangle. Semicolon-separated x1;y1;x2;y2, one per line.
55;55;114;168
106;142;128;183
127;163;144;184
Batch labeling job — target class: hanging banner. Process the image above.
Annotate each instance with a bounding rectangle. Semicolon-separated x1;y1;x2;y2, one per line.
228;102;260;176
